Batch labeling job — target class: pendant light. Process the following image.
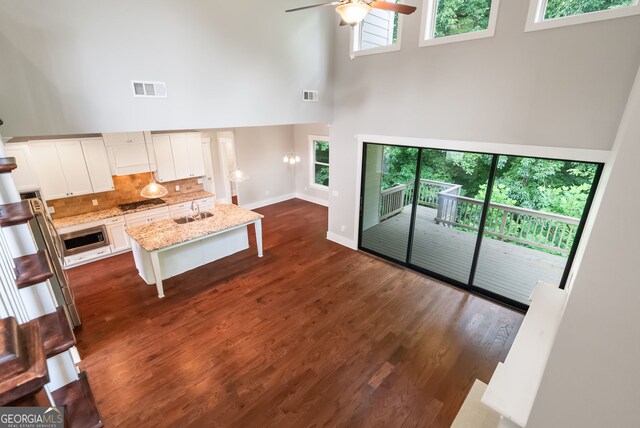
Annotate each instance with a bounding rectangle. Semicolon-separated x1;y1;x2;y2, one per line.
140;133;169;199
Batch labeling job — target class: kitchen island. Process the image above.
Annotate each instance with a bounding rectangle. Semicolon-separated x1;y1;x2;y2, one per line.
126;204;263;298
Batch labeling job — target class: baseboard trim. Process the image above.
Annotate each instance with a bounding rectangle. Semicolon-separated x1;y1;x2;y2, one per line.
326;232;358;250
241;193;296;210
294;193;329;207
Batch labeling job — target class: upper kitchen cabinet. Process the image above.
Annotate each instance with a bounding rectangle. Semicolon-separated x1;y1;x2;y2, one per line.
151;135;176;183
186;133;206;177
152;132;205;182
28;138;113;201
3;143;40;192
30;140;93;200
81;139;115;193
103;132;154;176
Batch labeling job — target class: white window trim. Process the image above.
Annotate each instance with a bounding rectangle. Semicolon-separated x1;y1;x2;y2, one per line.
350;3;404;58
525;0;640;32
309;135;330;190
419;0;501;48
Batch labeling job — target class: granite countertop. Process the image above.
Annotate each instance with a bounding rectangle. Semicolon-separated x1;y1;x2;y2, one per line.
125;204;263;252
52;190;215;229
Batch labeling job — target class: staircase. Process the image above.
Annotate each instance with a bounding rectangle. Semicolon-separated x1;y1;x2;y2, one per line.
0;157;102;427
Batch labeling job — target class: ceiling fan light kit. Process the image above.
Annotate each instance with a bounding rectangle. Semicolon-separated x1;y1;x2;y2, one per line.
336;2;372;26
285;1;417;27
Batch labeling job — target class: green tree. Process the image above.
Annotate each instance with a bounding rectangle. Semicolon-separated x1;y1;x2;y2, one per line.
435;0;492;38
544;0;632;19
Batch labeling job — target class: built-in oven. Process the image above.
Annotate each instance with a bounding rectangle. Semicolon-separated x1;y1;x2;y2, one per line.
60;225;110;256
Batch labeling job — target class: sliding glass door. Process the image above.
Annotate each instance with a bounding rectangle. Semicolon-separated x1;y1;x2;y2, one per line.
409;149;492;284
471;156;600;306
360;144;418;263
359;143;602;310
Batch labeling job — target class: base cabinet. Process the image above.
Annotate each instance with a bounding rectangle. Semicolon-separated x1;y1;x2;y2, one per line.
105;218;130;253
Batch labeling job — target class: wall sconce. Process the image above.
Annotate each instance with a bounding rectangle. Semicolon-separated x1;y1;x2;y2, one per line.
283;153;301;165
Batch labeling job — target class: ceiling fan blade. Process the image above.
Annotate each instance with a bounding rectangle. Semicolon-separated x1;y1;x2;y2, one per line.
285;2;338;13
369;1;417;15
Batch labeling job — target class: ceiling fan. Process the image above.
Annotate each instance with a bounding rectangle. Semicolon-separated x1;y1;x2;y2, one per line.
285;1;417;27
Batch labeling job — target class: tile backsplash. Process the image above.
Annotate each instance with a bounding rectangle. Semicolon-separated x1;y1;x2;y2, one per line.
47;174;204;219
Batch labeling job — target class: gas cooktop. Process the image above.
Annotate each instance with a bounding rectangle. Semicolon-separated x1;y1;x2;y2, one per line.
118;198;166;212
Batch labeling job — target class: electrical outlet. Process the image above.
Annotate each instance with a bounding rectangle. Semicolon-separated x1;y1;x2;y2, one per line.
197;178;203;184
92;199;98;206
304;186;308;191
47;206;56;214
175;185;180;191
332;190;339;197
341;225;347;232
265;190;270;196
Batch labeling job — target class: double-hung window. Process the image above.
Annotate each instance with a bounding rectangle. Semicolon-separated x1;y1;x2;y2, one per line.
526;0;640;31
351;0;402;57
309;136;330;189
420;0;501;47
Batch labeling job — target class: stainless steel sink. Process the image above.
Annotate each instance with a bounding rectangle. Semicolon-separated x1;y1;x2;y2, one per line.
174;216;197;224
173;212;214;224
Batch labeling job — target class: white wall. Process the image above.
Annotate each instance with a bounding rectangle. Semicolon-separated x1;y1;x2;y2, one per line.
293;123;330;205
327;0;640;244
0;0;333;137
233;125;296;208
526;65;640;428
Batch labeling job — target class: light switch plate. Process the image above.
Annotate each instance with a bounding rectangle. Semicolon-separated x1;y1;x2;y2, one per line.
175;185;180;191
197;178;203;184
92;199;98;206
332;190;339;197
47;206;56;214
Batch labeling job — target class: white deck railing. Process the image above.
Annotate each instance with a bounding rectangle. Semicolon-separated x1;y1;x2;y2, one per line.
379;180;580;254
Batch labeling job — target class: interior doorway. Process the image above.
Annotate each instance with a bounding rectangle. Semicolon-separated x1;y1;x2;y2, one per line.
217;131;239;205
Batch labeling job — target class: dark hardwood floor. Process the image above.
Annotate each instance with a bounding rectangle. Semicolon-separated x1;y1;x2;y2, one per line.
68;199;523;427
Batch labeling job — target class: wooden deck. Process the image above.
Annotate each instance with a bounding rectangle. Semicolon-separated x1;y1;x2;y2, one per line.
361;206;567;305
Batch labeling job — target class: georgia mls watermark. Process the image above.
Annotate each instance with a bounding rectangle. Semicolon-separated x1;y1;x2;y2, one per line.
0;407;64;428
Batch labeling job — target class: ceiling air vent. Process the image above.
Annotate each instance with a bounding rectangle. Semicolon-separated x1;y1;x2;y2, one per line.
303;90;319;102
132;81;167;98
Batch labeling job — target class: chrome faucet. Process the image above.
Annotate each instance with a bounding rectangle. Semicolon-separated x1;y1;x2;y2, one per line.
191;201;201;220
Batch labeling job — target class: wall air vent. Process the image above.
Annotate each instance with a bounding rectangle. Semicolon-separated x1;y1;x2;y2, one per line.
303;90;319;102
132;81;167;98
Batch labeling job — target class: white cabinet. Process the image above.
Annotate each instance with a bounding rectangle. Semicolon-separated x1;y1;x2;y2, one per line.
169;202;191;218
124;206;170;228
152;133;205;182
29;139;112;200
186;134;206;177
81;139;115;193
170;134;191;180
196;197;215;211
104;216;130;253
4;143;40;192
151;135;176;183
29;142;73;200
103;132;153;176
65;246;111;266
56;141;93;197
